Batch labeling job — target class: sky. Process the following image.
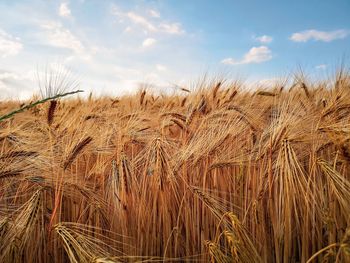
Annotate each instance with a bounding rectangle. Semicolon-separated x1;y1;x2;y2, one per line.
0;0;349;99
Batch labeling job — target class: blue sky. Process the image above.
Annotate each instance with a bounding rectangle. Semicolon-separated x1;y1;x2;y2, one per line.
0;0;349;99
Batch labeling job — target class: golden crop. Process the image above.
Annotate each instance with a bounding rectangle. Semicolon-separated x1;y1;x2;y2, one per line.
0;73;349;262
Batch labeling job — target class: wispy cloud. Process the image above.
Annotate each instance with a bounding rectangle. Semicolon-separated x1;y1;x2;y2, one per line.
39;21;84;53
221;46;272;65
59;2;71;18
127;12;157;32
290;29;349;42
111;4;185;35
254;35;273;44
142;38;156;47
159;22;184;35
148;9;160;18
0;29;23;57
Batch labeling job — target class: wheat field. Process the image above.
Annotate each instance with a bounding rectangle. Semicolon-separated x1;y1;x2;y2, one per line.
0;72;349;262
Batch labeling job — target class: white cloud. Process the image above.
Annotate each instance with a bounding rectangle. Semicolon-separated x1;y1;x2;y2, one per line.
243;46;272;63
221;46;272;65
254;35;273;44
142;38;156;47
111;6;184;35
127;12;157;32
290;29;349;42
148;9;160;18
40;21;84;53
316;64;327;70
0;70;36;100
59;2;71;18
159;22;184;34
156;64;167;71
0;29;23;57
221;58;236;65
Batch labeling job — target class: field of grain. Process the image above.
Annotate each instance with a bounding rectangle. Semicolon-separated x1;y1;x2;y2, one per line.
0;72;349;262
